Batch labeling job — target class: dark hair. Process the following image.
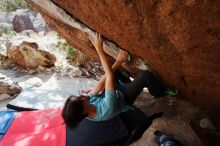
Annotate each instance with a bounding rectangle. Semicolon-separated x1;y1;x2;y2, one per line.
62;95;87;129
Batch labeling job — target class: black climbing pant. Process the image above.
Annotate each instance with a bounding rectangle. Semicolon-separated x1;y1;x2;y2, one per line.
118;70;166;105
115;70;165;145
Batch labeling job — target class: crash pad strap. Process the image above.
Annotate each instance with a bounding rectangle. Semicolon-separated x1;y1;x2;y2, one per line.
6;103;37;111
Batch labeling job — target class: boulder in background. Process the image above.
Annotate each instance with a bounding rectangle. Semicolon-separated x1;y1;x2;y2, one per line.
7;41;56;68
12;11;35;33
0;81;22;96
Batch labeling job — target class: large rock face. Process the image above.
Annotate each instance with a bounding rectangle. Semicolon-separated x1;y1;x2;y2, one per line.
26;0;220;110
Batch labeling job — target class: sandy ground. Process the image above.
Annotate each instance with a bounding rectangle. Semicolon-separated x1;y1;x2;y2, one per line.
0;68;97;110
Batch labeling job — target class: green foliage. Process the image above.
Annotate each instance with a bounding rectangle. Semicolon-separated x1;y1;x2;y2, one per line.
0;0;29;12
165;88;179;97
0;26;12;36
66;47;76;59
55;36;76;59
0;54;14;69
55;35;91;67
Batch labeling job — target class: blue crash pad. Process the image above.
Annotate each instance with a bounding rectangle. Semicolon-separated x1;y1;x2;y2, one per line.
0;110;17;141
66;116;129;146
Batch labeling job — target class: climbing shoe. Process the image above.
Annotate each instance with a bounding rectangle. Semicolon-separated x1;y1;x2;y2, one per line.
154;130;183;146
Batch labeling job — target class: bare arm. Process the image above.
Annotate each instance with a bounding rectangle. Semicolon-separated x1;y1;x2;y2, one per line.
93;34;114;92
89;55;126;95
89;34;128;94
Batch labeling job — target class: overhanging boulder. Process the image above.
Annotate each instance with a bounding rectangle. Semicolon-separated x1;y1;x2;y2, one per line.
26;0;220;110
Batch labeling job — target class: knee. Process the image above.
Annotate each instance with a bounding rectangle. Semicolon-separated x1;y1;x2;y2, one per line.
139;70;151;79
138;70;160;85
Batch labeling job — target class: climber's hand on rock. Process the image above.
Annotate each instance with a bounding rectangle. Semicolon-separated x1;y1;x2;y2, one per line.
116;50;128;63
95;33;103;53
89;33;103;53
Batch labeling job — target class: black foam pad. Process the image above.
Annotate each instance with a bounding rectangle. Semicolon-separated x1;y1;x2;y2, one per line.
66;116;129;146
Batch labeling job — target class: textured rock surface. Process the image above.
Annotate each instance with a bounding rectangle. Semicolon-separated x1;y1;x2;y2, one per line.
7;41;56;68
131;117;202;146
13;12;35;33
0;81;22;96
27;0;220;110
133;92;219;146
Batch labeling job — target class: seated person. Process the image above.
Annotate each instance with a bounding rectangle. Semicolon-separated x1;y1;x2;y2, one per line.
62;33;165;129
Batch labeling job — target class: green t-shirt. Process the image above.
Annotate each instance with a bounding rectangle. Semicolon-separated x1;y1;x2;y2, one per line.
87;90;133;121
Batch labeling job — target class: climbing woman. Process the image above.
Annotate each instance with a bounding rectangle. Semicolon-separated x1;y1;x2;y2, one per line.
62;33;165;129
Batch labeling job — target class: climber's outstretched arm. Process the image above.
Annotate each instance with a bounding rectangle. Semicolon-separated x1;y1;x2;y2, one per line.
89;50;128;95
90;33;115;92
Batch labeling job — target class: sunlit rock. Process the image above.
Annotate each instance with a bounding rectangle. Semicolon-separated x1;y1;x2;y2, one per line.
0;81;21;96
7;40;56;68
